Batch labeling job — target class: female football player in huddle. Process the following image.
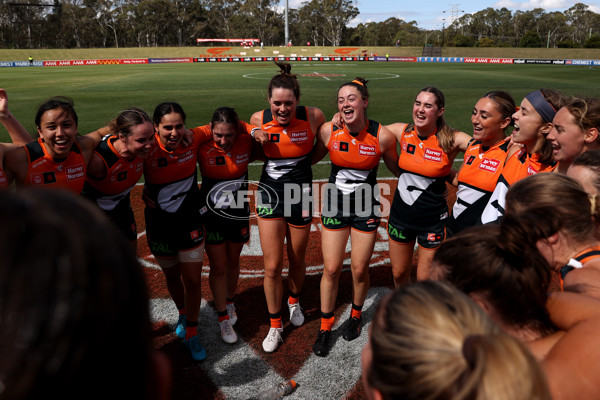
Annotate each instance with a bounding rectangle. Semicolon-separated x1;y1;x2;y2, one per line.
250;62;326;353
310;77;399;357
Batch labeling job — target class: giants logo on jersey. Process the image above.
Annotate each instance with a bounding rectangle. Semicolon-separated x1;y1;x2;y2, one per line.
406;144;416;155
117;171;128;182
339;142;349;152
466;155;476;165
479;158;501;173
270;133;280;143
216;156;226;165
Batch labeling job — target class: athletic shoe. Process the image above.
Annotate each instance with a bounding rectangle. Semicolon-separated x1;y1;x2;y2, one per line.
175;314;186;339
312;330;332;357
287;300;305;327
184;336;206;361
219;318;238;344
226;303;238;326
342;316;362;341
262;327;283;353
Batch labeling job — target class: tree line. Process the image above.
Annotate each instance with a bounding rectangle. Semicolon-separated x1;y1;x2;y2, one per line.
1;0;599;49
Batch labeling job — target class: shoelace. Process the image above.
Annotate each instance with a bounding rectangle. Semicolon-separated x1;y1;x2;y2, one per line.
221;321;233;335
268;329;281;342
290;304;302;316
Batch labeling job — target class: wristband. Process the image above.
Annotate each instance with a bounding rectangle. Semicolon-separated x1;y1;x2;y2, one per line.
250;127;260;137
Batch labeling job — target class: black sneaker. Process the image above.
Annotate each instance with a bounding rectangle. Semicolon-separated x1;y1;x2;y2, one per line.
342;316;362;341
312;330;332;357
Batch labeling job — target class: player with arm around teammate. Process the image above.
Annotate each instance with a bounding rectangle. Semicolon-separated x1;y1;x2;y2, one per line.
83;108;155;255
480;89;563;225
385;86;470;285
250;61;326;353
144;102;207;361
2;95;104;193
194;106;263;344
311;77;399;357
447;90;515;235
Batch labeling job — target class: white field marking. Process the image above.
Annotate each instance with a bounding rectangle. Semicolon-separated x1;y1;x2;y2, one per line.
242;71;400;81
150;298;287;400
137;192;395;277
139;221;391;278
314;71;331;81
150;287;391;400
286;287;391;400
137;176;406;278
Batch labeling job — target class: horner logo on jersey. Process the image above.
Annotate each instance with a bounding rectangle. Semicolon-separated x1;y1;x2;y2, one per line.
235;153;250;165
177;151;194;164
424;148;443;162
289;130;308;143
479;158;501;173
359;144;377;156
67;165;85;181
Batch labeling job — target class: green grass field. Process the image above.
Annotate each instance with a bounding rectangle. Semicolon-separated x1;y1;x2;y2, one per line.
1;60;598;179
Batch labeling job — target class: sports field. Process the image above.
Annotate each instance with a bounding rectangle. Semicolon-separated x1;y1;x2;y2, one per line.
1;61;598;179
1;60;596;399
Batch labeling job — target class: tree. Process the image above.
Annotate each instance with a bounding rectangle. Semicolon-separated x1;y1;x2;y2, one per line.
298;0;358;46
519;30;542;47
537;12;568;48
92;0;122;47
201;0;242;39
171;0;208;46
238;0;282;46
453;34;475;47
565;3;594;44
476;37;495;47
292;1;326;46
5;0;46;48
584;34;600;48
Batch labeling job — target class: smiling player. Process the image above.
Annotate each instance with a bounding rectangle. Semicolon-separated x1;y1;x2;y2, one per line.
250;61;326;353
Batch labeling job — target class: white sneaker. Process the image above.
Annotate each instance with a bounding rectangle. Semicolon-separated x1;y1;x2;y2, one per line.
288;301;305;327
226;303;238;326
219;318;238;344
262;327;283;353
